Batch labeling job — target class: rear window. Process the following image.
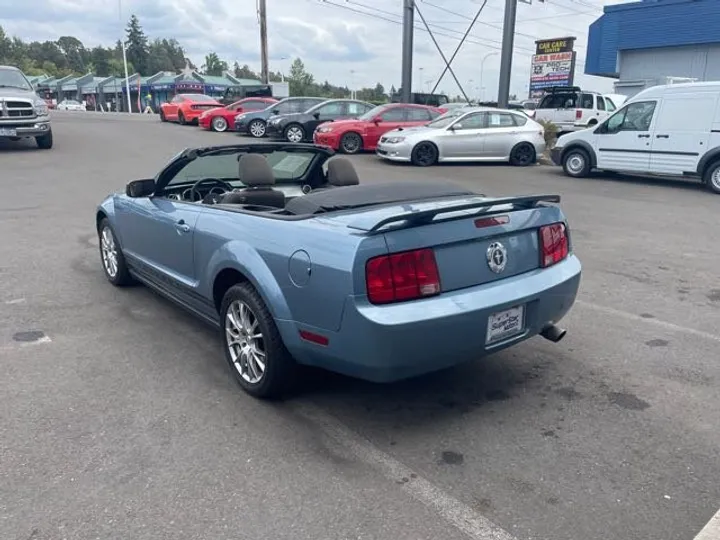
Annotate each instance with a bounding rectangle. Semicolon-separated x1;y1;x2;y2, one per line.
180;94;216;102
539;92;578;109
580;94;594;109
407;108;432;121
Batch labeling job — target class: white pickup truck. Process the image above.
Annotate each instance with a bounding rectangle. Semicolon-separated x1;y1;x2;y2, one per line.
0;65;53;149
534;86;624;135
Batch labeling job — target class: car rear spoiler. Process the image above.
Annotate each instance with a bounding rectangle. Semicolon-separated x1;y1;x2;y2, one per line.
347;194;561;233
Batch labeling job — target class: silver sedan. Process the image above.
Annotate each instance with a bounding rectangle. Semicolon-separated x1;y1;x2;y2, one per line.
376;106;546;167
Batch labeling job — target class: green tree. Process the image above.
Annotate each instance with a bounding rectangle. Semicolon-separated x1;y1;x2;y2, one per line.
57;36;86;72
125;15;149;74
288;58;314;95
233;63;259;80
202;52;228;76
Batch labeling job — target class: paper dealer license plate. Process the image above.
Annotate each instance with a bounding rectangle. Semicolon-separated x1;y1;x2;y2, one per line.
0;128;17;137
486;305;525;343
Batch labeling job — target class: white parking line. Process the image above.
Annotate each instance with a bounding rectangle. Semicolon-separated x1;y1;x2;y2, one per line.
694;508;720;540
296;403;517;540
577;300;720;343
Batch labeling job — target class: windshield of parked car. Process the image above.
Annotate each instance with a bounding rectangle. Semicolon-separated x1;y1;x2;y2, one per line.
165;149;318;187
180;94;217;102
0;68;33;91
425;109;466;129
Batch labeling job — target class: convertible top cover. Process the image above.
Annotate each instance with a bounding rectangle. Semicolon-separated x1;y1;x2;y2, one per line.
284;180;477;215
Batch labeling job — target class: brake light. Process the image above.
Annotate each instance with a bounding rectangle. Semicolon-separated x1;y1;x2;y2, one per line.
539;223;569;268
366;248;441;304
575;109;582;120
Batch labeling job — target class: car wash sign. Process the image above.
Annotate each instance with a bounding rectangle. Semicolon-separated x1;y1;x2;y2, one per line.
529;37;576;98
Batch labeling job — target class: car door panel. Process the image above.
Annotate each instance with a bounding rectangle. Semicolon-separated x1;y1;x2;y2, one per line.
443;112;487;159
366;107;408;148
595;100;658;172
649;94;713;174
115;196;201;295
482;112;522;159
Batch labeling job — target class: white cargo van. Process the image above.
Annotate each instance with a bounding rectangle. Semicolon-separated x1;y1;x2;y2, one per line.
551;82;720;194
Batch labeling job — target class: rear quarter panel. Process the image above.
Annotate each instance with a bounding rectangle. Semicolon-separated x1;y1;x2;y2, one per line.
193;208;388;332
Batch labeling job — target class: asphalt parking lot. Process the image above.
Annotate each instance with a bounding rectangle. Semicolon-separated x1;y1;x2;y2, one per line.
1;111;719;540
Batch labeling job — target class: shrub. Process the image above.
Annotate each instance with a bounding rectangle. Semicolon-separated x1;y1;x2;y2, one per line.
538;119;559;148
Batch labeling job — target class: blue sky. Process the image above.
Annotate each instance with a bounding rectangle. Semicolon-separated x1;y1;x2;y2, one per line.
0;0;632;98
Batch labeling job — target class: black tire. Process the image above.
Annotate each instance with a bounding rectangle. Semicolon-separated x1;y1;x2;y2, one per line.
340;132;363;154
35;131;53;149
248;119;266;138
284;124;306;143
220;283;298;399
509;142;536;166
159;110;167;122
410;141;438;167
702;160;720;194
211;116;228;132
178;111;186;125
561;147;591;178
97;218;134;286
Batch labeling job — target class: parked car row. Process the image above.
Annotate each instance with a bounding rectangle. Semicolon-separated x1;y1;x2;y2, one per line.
159;92;548;167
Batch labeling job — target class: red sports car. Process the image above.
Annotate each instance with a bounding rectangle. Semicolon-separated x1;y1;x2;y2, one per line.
159;94;222;125
312;103;446;154
198;97;279;132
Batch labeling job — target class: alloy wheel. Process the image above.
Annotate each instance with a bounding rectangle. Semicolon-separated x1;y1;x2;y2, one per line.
341;133;362;154
249;121;266;137
212;117;228;132
100;226;118;278
513;144;535;166
225;300;266;384
286;126;304;143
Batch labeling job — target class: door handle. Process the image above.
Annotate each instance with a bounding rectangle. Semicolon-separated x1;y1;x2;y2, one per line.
176;219;190;233
638;134;650;138
656;134;669;138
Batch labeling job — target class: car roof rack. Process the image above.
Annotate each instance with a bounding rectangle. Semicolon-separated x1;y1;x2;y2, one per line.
545;86;582;94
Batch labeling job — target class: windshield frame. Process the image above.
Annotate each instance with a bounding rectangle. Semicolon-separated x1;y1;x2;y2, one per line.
426;109;467;129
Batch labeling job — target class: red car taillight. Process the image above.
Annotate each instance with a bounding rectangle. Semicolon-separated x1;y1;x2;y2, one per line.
366;248;441;304
575;109;582;120
539;222;569;268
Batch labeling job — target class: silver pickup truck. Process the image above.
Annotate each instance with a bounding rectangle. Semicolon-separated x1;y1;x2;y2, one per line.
0;65;53;149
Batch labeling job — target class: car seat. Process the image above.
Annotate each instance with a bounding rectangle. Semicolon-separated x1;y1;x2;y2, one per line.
221;154;285;208
326;157;360;187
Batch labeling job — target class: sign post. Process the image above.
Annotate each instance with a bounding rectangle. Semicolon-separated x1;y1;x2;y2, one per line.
528;37;576;99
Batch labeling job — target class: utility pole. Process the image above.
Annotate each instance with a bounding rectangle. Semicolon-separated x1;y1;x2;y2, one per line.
400;0;414;103
497;0;518;108
259;0;269;84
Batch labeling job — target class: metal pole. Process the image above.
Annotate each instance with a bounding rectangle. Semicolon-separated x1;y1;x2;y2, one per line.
400;0;414;103
122;41;132;113
497;0;518;108
479;52;498;103
259;0;269;84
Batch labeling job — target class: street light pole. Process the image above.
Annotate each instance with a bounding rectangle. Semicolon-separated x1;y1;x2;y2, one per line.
400;0;414;103
118;0;132;113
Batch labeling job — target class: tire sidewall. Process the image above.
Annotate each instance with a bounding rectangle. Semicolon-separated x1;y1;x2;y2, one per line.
178;112;185;125
285;124;305;143
98;219;131;286
510;142;536;167
212;116;228;132
703;161;720;194
340;132;363;154
249;120;266;138
562;148;591;177
411;142;438;166
220;283;295;399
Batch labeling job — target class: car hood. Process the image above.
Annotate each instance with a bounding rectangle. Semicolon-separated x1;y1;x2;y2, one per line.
0;87;38;100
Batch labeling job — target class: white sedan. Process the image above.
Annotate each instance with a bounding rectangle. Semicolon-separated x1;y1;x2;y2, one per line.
56;100;85;111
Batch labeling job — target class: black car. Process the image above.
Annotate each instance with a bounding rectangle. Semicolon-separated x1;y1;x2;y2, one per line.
234;97;326;138
265;99;375;143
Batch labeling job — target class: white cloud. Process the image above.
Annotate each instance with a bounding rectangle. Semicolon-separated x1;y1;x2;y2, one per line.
0;0;635;98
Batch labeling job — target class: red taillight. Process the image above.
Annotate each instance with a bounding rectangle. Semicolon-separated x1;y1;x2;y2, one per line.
575;109;582;120
474;215;509;229
366;248;441;304
539;222;569;268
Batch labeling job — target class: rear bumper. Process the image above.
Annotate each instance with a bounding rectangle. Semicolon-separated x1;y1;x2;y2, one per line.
280;255;582;382
198;116;212;129
0;119;51;138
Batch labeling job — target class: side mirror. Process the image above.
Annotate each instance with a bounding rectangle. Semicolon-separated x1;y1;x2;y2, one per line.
313;112;320;119
451;123;462;131
272;109;279;114
126;179;155;198
372;117;382;124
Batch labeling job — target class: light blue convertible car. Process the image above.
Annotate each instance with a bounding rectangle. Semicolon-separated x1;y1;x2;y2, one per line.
96;142;581;398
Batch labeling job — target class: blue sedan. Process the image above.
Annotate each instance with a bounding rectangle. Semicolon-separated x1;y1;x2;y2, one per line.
96;142;581;398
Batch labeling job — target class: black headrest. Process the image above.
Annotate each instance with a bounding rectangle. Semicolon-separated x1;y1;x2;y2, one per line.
327;157;360;186
238;154;275;186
